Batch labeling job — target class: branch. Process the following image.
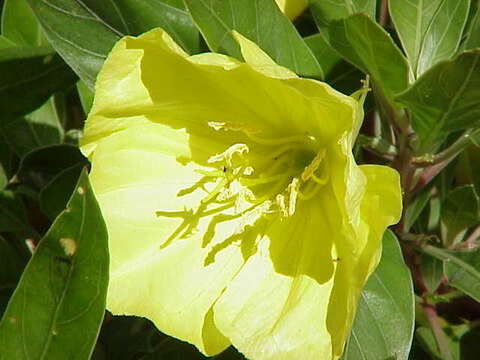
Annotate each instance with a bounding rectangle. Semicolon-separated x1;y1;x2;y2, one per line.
357;134;397;159
412;129;480;168
422;301;454;360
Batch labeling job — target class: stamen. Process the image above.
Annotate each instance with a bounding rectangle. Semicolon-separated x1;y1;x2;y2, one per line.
276;194;288;218
287;178;299;216
202;177;229;203
195;169;224;177
301;149;326;182
208;143;249;168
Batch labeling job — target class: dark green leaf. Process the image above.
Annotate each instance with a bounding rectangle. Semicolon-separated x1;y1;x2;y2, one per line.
184;0;323;79
0;170;109;359
1;0;48;46
40;163;84;219
27;0;199;89
342;231;414;360
396;50;480;150
0;235;27;316
456;147;480;195
0;46;77;119
1;98;63;157
0;138;15;189
390;0;470;77
16;144;88;191
308;0;376;27
441;186;479;246
422;245;480;302
326;14;409;101
0;190;30;233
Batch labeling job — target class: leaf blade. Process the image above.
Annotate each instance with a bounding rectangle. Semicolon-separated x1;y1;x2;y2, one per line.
421;245;480;302
27;0;199;89
326;14;410;101
184;0;324;79
396;50;480;150
390;0;470;77
0;46;77;119
0;170;109;360
342;230;415;360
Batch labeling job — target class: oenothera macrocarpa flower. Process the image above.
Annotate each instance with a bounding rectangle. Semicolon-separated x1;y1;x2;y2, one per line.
80;29;401;360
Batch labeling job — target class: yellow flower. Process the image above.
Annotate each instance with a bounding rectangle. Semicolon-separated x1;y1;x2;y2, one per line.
80;29;401;360
275;0;308;19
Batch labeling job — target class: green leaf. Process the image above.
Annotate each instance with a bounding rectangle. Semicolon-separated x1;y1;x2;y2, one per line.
342;230;415;360
405;188;431;231
420;253;443;293
0;46;77;119
326;14;409;101
1;98;63;157
308;0;376;27
441;185;480;246
396;50;480;150
40;163;84;219
462;4;480;50
0;35;16;48
76;80;94;115
304;33;341;76
184;0;323;79
416;324;471;360
421;245;480;302
0;170;109;359
390;0;470;77
304;33;364;97
445;248;480;302
27;0;199;89
81;0;199;53
1;0;48;46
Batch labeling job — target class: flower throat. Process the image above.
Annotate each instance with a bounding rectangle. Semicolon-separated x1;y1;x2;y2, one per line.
155;126;330;254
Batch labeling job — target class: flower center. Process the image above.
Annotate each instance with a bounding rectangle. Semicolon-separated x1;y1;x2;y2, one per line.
155;130;329;254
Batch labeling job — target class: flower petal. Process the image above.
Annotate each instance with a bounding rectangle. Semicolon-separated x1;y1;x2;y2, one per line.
325;164;402;357
214;197;340;360
88;123;246;354
232;31;297;79
81;28;359;160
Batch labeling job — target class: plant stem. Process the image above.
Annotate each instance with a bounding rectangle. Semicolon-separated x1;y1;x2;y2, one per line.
357;134;397;159
422;301;454;360
379;0;389;27
412;128;480;167
464;225;480;248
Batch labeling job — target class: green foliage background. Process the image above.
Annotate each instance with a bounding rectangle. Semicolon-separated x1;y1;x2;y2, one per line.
0;0;479;359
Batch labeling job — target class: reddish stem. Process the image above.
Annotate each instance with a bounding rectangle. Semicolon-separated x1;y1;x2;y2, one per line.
422;301;454;360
